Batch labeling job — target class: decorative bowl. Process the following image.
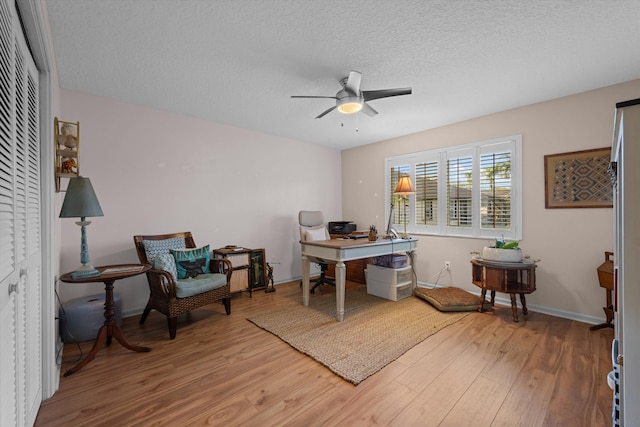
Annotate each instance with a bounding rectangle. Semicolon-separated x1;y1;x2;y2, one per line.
482;246;522;262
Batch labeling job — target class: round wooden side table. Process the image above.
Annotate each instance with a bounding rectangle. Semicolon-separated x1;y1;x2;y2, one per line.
60;264;151;376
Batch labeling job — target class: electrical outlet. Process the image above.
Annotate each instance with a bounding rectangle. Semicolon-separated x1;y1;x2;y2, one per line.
445;261;451;270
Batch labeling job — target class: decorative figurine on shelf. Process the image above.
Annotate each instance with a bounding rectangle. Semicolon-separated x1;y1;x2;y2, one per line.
63;135;77;150
60;157;77;174
59;123;78;150
265;262;277;293
60;123;75;136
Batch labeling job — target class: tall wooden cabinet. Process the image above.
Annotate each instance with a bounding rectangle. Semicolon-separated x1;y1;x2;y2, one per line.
611;98;640;426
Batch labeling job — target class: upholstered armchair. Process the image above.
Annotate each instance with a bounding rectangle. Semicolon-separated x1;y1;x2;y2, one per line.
133;232;232;339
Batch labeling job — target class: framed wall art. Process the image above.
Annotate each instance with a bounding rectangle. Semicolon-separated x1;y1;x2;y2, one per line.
544;147;613;209
250;248;267;291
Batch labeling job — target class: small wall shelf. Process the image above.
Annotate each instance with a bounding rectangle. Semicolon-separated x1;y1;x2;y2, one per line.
54;117;80;192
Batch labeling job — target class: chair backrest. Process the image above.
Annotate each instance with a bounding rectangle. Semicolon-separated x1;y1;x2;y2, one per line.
298;210;330;242
133;232;196;264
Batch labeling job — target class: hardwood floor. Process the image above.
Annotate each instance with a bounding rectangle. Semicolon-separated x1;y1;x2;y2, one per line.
35;281;614;426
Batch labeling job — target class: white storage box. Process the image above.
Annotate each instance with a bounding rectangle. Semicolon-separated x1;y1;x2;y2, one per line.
366;264;413;286
367;280;413;301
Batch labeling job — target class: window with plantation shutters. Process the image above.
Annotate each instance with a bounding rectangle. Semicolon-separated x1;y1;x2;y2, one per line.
385;135;521;240
446;155;473;227
480;151;511;230
415;160;438;226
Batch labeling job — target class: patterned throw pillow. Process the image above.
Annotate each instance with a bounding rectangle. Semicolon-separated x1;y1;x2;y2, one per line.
153;253;178;281
143;237;186;265
171;245;211;280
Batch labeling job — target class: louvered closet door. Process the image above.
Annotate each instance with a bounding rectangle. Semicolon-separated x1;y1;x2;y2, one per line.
0;0;42;425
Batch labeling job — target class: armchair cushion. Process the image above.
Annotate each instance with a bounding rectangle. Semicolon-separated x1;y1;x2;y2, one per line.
304;226;328;242
143;237;186;265
153;253;178;281
171;245;211;279
176;273;228;299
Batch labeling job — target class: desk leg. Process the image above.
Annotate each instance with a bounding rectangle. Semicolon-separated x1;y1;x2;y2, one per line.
335;261;346;322
302;254;310;307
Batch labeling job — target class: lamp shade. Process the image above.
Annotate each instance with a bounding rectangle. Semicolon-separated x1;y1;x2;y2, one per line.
59;176;104;218
393;174;416;196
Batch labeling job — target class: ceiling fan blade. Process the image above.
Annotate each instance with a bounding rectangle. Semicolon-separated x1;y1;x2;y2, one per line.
360;102;378;117
345;70;362;95
315;105;337;119
291;95;338;99
362;87;412;102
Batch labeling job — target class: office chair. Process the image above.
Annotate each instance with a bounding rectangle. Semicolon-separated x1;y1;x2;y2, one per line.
299;210;336;294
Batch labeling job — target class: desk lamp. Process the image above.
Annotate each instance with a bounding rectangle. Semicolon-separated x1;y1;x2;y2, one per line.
393;173;415;239
59;176;104;278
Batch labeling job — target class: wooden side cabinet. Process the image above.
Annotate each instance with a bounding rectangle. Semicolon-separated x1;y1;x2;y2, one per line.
213;247;267;297
471;258;537;322
213;248;250;293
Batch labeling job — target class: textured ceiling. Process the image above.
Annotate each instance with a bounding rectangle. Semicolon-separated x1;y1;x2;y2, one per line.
45;0;640;150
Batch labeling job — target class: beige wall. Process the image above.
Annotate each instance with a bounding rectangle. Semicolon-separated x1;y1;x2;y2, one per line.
56;90;342;315
342;79;640;322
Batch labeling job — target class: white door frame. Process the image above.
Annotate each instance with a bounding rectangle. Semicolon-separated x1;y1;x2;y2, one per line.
18;0;58;398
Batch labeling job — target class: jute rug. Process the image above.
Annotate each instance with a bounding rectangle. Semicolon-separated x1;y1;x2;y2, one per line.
247;286;469;385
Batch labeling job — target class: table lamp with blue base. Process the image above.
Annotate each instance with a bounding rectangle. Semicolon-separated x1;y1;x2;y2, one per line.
59;176;104;279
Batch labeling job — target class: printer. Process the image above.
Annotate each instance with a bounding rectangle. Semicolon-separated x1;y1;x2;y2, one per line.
328;221;356;235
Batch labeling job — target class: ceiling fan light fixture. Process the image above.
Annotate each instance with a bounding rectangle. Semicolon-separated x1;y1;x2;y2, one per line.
337;96;363;114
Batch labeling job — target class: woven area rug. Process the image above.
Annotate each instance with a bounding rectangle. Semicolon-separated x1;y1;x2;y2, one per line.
247;286;469;385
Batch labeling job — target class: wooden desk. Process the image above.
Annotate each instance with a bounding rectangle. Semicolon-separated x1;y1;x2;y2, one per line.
326;234;369;283
301;238;417;321
471;258;537;322
59;264;151;376
325;258;368;284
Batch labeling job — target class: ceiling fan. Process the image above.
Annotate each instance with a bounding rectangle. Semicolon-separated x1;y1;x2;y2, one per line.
291;70;412;119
